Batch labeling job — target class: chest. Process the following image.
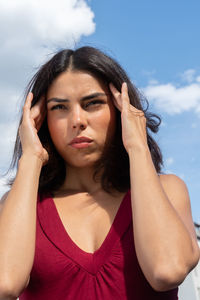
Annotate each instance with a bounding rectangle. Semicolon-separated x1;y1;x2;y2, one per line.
52;193;126;253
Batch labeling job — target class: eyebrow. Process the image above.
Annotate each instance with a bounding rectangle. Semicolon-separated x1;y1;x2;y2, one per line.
46;92;108;104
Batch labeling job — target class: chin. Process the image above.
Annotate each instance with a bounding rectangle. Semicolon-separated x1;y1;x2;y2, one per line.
66;161;97;169
65;153;101;169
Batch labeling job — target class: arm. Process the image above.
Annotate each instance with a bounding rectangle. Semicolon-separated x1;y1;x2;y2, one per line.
110;82;199;291
0;156;42;299
128;148;199;291
0;92;48;299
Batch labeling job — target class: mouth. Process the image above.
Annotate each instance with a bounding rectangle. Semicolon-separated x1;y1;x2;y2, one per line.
69;136;93;149
69;141;93;149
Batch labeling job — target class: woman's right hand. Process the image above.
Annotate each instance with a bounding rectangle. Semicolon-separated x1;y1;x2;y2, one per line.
19;92;49;165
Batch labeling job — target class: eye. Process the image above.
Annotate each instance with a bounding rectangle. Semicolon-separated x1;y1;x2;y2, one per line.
50;104;67;111
85;100;105;108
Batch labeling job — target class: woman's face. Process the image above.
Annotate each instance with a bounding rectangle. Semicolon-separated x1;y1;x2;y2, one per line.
46;70;117;168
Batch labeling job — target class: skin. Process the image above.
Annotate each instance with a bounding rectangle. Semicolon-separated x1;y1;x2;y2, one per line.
0;70;199;297
110;82;200;290
46;71;117;192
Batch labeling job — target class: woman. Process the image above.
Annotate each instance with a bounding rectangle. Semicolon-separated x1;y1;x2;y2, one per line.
0;46;199;299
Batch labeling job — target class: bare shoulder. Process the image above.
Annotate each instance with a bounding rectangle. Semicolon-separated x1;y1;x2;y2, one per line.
158;173;191;213
158;173;191;209
159;173;199;248
158;173;188;193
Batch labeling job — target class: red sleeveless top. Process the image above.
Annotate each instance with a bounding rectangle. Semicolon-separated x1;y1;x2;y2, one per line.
19;190;178;299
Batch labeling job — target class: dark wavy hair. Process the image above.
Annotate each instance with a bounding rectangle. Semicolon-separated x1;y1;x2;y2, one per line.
7;46;163;195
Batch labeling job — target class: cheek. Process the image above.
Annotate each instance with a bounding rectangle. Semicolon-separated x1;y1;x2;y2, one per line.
94;107;116;138
47;115;67;145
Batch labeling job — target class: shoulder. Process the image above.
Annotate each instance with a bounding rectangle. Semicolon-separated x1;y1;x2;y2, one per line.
158;173;186;186
158;173;198;244
158;173;190;218
158;173;189;199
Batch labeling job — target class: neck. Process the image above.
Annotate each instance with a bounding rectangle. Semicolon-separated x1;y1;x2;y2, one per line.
58;165;103;195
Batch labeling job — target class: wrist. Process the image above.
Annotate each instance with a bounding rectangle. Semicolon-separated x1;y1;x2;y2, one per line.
127;144;150;157
19;153;44;169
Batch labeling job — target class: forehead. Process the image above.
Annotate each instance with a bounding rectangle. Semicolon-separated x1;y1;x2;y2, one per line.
47;71;108;98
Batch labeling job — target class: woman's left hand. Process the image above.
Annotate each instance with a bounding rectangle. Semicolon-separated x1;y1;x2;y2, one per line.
109;82;148;154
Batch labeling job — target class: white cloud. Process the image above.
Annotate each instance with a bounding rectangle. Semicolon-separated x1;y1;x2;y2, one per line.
0;169;17;199
0;0;95;88
143;71;200;116
165;157;174;166
0;177;8;199
0;120;19;170
148;79;159;85
180;69;196;83
196;76;200;83
0;0;96;119
0;0;95;47
0;86;22;122
0;0;95;194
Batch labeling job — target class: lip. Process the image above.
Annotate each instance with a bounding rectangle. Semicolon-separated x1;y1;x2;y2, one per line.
70;142;92;149
69;136;93;145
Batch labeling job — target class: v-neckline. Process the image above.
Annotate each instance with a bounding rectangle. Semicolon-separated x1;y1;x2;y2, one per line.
37;189;132;275
51;191;129;255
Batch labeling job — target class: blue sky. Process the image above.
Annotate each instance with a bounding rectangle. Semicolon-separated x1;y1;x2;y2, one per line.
0;0;199;222
81;0;200;222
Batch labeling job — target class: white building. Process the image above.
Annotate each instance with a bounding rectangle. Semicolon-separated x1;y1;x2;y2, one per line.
178;223;200;299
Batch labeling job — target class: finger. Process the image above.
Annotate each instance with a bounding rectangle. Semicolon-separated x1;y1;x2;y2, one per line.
130;104;144;114
121;82;130;111
23;92;33;122
30;95;46;120
121;84;145;116
129;105;145;118
109;83;122;111
24;92;33;109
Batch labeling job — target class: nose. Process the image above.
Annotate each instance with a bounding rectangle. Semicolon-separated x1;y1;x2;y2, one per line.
71;105;87;130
